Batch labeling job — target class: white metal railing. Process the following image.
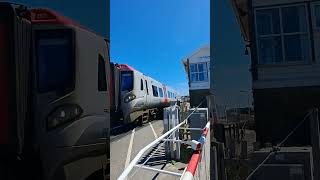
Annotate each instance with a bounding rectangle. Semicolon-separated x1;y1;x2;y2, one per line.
117;101;209;180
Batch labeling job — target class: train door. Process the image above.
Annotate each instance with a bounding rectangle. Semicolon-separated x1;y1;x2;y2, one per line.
144;77;150;107
138;76;145;108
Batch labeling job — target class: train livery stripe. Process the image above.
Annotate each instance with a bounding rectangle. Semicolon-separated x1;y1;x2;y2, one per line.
162;84;169;103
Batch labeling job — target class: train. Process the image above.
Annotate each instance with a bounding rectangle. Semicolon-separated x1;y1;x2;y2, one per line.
110;63;178;126
0;3;109;180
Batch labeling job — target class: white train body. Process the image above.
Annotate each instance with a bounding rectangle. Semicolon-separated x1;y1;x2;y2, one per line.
115;64;177;123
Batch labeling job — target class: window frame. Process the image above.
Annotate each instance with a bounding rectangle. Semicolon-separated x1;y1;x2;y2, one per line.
152;85;159;97
254;3;311;65
189;62;208;83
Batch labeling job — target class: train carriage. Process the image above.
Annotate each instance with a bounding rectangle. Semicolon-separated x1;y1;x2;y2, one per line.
0;3;110;180
111;64;177;125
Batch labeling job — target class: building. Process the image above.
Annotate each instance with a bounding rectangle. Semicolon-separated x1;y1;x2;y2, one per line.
231;0;320;145
182;45;211;107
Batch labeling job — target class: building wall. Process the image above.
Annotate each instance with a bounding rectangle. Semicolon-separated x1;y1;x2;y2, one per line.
248;0;320;145
189;89;210;108
187;46;210;90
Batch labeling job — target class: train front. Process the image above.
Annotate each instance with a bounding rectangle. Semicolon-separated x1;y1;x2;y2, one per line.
117;64;144;124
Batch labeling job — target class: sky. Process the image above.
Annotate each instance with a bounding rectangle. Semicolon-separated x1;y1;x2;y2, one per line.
12;0;251;107
110;0;210;96
212;0;252;108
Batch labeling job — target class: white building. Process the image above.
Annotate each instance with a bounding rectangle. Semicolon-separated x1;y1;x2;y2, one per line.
182;45;210;107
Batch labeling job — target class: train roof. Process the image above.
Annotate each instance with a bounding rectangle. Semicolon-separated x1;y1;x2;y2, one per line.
22;8;100;36
116;64;177;93
116;64;136;71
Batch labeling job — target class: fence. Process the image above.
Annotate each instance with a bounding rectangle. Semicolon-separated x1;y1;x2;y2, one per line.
117;103;210;180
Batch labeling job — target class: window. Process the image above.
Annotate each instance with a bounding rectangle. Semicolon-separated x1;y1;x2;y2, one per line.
36;30;74;94
121;71;133;91
145;80;149;94
315;5;320;28
152;85;158;97
159;88;163;97
140;79;143;91
98;54;107;91
255;5;310;64
189;63;208;82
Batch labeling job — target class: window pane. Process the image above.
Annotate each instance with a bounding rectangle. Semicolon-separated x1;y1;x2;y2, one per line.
256;9;280;35
190;64;197;73
159;88;163;97
121;71;133;91
140;79;144;90
98;54;107;91
199;72;205;81
190;73;198;82
284;34;310;62
145;80;148;94
315;5;320;27
152;85;158;97
258;36;283;64
282;6;307;33
37;37;73;93
198;63;204;72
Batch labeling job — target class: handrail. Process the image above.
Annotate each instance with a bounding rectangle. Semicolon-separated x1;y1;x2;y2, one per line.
117;99;206;180
117;119;187;180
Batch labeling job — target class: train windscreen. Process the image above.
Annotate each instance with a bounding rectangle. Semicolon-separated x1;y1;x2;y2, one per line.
121;71;133;92
0;24;9;144
36;30;74;94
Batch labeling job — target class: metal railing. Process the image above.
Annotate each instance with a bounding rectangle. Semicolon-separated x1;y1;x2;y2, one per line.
117;100;209;180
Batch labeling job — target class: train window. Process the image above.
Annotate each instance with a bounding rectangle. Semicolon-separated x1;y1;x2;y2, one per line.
152;85;158;97
121;71;133;91
36;29;74;94
98;54;107;91
159;88;163;97
145;80;149;94
140;79;143;91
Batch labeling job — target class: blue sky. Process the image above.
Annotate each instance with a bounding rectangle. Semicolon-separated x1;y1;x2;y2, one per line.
212;0;252;107
111;0;210;96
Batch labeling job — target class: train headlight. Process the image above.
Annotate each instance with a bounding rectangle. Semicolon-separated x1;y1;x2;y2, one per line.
47;104;83;130
124;94;136;103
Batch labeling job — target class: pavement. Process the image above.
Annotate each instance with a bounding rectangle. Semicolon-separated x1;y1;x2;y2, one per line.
110;120;186;180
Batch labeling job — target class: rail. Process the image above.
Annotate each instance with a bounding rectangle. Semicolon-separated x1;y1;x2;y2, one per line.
117;99;208;180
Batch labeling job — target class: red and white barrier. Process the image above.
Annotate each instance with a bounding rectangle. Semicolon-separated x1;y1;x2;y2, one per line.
181;121;210;180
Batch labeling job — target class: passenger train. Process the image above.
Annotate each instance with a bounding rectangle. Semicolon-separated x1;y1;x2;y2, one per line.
0;3;109;180
110;63;178;125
